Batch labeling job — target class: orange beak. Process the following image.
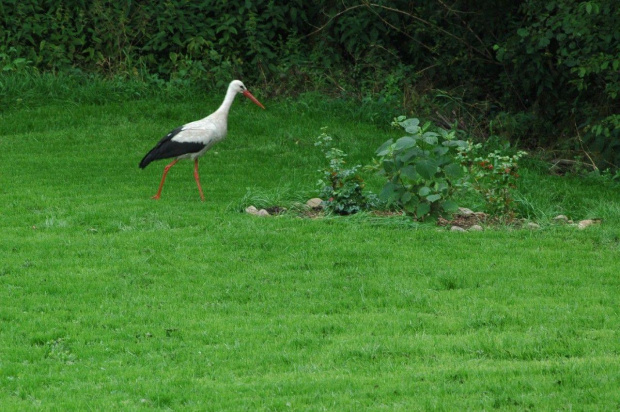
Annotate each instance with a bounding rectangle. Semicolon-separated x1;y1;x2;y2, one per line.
243;90;265;109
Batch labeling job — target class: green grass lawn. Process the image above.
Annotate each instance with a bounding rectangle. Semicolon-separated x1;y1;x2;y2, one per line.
1;85;619;410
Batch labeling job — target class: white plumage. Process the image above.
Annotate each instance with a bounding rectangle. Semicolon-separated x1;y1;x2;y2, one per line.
139;80;265;200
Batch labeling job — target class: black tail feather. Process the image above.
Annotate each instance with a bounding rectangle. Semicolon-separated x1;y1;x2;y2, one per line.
139;150;156;169
139;126;184;169
139;141;206;169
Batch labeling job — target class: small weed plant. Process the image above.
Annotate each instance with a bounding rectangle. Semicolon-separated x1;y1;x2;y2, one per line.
315;129;379;215
372;117;467;218
457;142;527;216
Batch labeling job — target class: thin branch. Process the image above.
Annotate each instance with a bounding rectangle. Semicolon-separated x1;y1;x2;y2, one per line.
435;0;494;60
575;120;599;171
367;2;499;64
304;1;499;64
501;64;527;110
361;2;436;54
433;0;477;14
303;4;367;38
415;63;440;76
549;158;598;172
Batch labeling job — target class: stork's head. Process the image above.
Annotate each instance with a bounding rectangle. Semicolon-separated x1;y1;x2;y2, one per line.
230;80;265;109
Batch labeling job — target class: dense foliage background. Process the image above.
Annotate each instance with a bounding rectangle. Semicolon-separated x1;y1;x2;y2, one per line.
1;0;618;168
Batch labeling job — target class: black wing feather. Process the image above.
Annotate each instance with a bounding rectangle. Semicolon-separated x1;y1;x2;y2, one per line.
139;126;206;169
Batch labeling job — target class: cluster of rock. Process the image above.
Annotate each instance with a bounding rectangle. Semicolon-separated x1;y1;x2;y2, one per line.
553;215;602;230
444;208;601;232
245;198;324;217
245;201;602;231
438;208;486;232
244;206;271;217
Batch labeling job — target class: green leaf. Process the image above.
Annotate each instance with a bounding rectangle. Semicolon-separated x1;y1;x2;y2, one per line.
394;136;417;151
441;200;459;212
422;132;438;145
538;37;550;48
455;140;469;149
426;194;442;202
435;180;449;193
443;140;468;148
436;155;455;167
416;202;431;217
517;28;529;38
394;158;404;170
379;182;398;202
404;200;419;214
375;139;394;156
400;165;418;180
382;159;395;174
399;148;422;163
433;146;450;156
399;118;420;134
416;159;438;180
418;186;431;197
444;163;464;179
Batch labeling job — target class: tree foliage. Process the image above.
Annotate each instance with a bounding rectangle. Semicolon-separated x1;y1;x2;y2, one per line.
1;1;617;167
495;0;620;167
0;0;307;87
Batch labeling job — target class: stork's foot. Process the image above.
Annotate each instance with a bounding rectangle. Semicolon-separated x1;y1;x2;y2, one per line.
151;194;161;200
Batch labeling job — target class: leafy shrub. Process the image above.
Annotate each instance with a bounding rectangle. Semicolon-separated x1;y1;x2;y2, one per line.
583;114;620;169
315;130;379;215
457;142;527;217
372;117;467;218
0;47;32;72
0;0;308;86
495;0;620;167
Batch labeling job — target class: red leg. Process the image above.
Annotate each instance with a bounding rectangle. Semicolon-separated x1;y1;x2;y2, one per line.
152;159;179;200
193;159;205;201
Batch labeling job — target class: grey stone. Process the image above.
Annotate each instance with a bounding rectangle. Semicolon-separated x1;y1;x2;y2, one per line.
306;198;324;209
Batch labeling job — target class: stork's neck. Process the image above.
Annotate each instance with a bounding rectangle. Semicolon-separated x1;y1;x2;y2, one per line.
214;85;238;117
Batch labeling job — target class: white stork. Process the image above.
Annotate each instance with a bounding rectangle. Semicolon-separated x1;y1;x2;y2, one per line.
139;80;265;201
